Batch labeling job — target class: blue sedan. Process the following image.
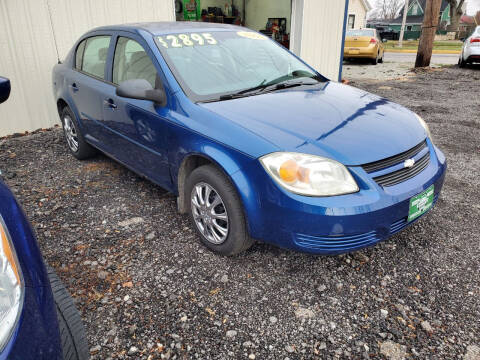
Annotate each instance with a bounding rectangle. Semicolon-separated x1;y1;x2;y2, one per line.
0;77;89;359
52;22;446;256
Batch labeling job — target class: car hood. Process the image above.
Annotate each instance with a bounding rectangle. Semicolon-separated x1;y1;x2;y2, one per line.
200;81;426;165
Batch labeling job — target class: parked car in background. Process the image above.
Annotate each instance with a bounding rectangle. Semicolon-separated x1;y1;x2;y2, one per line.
0;77;89;360
344;28;385;64
52;22;446;256
459;26;480;67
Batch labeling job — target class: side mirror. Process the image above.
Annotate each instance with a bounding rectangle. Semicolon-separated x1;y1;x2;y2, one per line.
116;79;167;107
0;77;11;104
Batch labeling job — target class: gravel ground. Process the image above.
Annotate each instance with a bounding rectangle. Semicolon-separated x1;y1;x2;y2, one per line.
1;65;479;359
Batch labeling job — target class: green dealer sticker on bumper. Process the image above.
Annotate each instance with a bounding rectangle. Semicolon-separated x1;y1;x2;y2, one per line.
408;185;434;222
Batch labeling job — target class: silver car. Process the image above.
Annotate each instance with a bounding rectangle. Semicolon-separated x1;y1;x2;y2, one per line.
459;26;480;67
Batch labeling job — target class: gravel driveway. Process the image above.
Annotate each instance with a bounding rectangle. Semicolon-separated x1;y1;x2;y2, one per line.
1;66;479;359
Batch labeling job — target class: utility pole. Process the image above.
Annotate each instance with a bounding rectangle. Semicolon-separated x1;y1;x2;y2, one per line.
415;0;442;67
399;0;409;48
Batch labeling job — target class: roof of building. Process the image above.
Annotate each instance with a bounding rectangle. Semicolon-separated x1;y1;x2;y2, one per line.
91;22;243;35
389;0;449;24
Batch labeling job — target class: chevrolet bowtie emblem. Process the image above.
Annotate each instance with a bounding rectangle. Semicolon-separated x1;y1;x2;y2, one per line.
404;158;415;168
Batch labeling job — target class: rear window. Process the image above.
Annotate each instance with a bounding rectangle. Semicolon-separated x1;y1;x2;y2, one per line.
347;30;374;37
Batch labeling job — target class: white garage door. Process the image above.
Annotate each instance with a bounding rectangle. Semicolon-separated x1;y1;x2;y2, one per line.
0;0;174;136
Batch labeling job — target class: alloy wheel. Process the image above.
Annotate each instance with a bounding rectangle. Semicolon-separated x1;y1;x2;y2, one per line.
191;182;229;244
63;115;79;152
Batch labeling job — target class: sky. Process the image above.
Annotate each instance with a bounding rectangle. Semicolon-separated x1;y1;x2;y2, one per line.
467;0;480;14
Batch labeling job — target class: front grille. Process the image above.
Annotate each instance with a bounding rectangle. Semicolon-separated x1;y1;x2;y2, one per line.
362;140;427;173
294;230;379;252
373;153;430;187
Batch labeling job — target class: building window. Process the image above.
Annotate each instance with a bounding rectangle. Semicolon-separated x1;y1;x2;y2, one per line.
348;14;355;29
407;25;413;31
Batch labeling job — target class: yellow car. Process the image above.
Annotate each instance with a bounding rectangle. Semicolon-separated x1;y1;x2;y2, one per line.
344;29;385;65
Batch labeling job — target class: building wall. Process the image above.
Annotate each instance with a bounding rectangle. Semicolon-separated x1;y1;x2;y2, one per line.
347;0;367;29
0;0;174;136
298;0;347;81
244;0;291;33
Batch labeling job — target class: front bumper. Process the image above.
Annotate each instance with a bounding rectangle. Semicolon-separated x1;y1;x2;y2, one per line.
234;139;446;255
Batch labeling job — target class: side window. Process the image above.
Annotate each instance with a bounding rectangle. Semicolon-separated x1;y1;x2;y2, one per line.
113;37;157;88
75;40;86;70
81;36;111;79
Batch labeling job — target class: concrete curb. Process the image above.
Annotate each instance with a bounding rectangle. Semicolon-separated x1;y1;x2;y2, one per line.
385;49;461;54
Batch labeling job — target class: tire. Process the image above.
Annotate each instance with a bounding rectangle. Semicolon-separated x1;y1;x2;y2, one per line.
371;54;378;65
60;106;97;160
47;266;89;360
186;164;254;256
458;55;467;68
378;51;384;63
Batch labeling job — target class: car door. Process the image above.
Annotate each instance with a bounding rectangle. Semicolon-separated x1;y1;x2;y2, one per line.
67;34;113;141
99;32;171;188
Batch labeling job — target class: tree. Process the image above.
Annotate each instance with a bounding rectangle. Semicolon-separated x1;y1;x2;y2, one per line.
372;0;405;19
415;0;443;67
446;0;465;33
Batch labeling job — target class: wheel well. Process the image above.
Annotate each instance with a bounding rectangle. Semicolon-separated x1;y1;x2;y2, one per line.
176;155;214;213
57;99;68;117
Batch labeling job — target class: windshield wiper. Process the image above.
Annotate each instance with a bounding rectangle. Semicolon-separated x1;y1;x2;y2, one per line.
218;79;268;101
205;77;319;103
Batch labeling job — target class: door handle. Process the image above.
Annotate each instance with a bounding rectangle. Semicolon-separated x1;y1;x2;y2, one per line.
70;83;79;92
103;99;117;109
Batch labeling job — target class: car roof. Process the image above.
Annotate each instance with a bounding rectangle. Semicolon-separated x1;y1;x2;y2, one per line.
91;21;244;36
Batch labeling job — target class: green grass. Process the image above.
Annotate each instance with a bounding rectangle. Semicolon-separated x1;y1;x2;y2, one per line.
384;40;463;51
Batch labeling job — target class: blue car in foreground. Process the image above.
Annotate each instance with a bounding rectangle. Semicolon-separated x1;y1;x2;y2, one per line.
52;22;446;256
0;77;89;359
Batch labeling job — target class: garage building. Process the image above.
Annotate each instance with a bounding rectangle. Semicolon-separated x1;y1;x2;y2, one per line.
0;0;350;136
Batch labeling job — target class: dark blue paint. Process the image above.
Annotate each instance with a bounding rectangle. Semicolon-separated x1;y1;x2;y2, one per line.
52;23;447;255
0;180;62;359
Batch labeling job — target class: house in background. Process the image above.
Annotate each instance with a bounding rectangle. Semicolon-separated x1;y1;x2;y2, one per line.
347;0;372;29
388;0;450;39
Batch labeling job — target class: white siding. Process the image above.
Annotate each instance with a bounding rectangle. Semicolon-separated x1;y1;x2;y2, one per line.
348;0;368;29
298;0;347;81
0;0;174;136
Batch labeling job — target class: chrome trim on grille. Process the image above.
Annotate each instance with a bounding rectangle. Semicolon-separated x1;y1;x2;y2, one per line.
373;153;430;187
362;140;428;173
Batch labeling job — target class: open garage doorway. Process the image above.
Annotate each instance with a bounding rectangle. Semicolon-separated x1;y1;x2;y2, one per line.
175;0;293;49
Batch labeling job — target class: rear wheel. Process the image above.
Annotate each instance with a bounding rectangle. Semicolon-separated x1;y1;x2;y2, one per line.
458;55;467;68
371;53;378;65
47;266;89;360
378;51;384;63
61;106;97;160
186;165;254;256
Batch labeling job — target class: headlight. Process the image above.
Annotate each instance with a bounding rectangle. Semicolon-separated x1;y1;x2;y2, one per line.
415;114;432;140
260;152;359;196
0;219;23;351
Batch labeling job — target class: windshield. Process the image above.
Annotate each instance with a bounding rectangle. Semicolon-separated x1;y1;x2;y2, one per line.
155;30;322;102
346;29;374;37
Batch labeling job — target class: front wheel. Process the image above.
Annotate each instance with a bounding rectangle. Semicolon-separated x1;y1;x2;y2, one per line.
186;165;254;256
47;266;89;360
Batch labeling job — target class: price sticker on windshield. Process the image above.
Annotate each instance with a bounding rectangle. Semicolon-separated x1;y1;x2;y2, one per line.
236;31;267;40
157;33;218;48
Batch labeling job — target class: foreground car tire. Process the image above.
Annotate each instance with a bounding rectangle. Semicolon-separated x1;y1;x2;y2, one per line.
458;56;467;68
47;266;90;360
61;107;97;160
186;165;254;256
